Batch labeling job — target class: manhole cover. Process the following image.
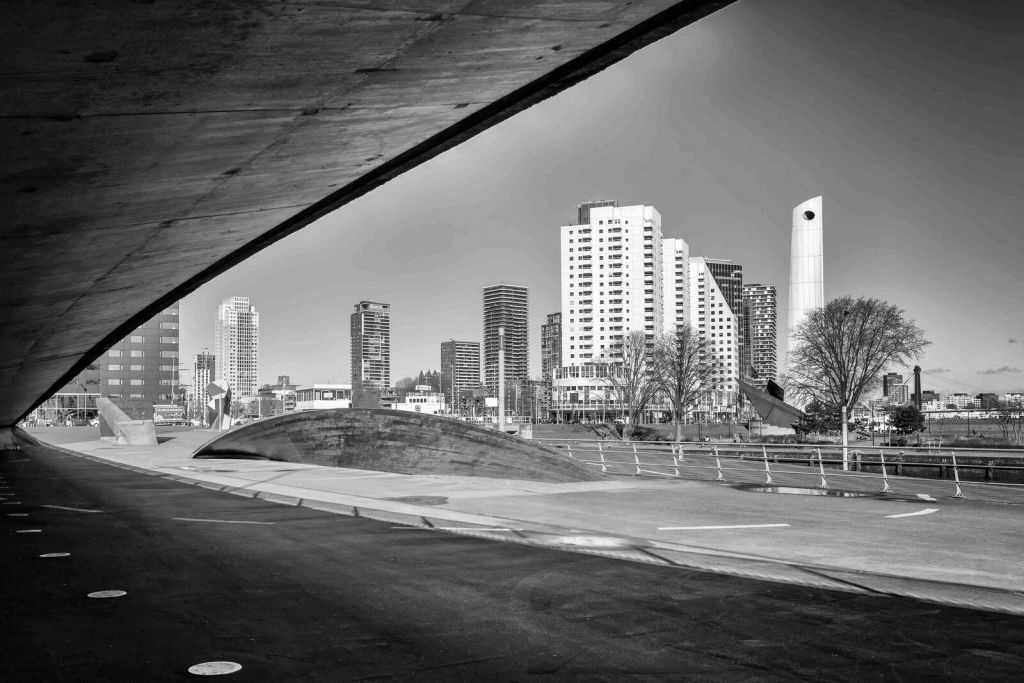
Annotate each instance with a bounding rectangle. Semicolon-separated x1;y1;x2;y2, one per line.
743;485;871;498
188;661;243;676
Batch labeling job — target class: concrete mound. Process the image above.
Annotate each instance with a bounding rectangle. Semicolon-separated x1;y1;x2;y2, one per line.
192;409;603;483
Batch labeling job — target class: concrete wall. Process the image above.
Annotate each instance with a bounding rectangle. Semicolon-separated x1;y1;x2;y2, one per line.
194;409;602;483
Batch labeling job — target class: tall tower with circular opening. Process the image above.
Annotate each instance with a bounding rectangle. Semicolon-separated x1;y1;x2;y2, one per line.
786;196;823;372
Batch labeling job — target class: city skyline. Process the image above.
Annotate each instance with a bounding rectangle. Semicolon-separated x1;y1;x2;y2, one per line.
177;0;1022;396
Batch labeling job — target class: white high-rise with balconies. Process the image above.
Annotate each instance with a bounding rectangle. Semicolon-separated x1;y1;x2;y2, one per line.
560;202;664;365
214;296;259;400
661;237;690;334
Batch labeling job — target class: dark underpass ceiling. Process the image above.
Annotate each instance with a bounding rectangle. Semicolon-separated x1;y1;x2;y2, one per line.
0;0;736;426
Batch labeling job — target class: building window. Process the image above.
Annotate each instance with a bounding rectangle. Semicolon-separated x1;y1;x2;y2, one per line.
108;350;123;358
130;335;144;343
108;379;122;385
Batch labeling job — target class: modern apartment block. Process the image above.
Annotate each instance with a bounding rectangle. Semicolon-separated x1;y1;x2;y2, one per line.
214;296;260;400
882;372;904;397
690;256;739;416
193;351;215;423
704;259;748;379
440;340;481;407
39;302;181;422
482;284;529;391
742;284;777;390
560;202;664;365
540;312;562;382
661;237;690;334
351;301;391;394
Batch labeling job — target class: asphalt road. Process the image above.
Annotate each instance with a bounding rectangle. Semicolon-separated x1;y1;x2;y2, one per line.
3;443;1024;681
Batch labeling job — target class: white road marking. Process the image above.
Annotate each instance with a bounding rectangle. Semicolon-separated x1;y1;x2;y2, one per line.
40;504;103;514
172;517;275;525
389;526;521;531
886;508;939;519
658;523;791;531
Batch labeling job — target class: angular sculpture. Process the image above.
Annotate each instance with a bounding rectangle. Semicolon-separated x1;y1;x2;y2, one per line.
96;397;157;446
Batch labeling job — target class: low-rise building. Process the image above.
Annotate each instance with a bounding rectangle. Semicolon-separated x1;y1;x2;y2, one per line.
294;384;352;411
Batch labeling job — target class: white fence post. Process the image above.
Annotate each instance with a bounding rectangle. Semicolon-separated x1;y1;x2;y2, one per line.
816;448;828;489
951;451;965;499
878;448;891;494
598;442;607;473
672;454;680;478
633;443;641;475
713;445;724;481
761;445;773;485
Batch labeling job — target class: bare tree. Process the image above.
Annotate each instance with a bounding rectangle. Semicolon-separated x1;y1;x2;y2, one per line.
652;326;716;442
990;399;1024;444
601;330;660;440
787;296;930;412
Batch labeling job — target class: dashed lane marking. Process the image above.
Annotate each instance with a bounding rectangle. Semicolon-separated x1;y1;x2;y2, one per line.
886;508;939;519
658;523;791;531
172;517;276;525
40;504;104;514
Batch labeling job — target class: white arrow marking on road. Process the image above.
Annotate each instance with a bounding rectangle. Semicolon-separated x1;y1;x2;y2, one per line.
172;517;275;525
658;523;791;531
886;508;939;519
40;505;103;514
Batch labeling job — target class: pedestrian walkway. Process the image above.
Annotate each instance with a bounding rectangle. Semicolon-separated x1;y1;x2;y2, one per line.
30;428;1024;616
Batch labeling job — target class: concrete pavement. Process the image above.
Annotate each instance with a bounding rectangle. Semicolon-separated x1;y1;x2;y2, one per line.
28;427;1024;616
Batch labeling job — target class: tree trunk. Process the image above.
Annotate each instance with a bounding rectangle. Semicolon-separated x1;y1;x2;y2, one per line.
674;419;682;443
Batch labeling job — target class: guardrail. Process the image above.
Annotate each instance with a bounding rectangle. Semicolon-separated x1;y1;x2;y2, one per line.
534;439;1024;503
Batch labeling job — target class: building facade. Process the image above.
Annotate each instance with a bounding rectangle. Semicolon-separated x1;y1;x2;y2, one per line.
882;372;904;397
540;312;562;381
214;296;259;400
294;384;352;411
690;256;739;417
440;340;481;411
661;237;690;335
742;284;777;391
350;301;391;394
482;284;529;391
560;202;664;366
193;351;216;425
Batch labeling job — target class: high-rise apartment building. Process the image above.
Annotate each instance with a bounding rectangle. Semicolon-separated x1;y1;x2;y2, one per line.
351;301;391;394
661;238;690;334
482;285;529;391
560;202;664;365
214;296;260;400
193;351;215;424
704;259;748;379
690;256;739;415
440;340;480;408
541;312;562;382
882;372;904;398
742;284;777;390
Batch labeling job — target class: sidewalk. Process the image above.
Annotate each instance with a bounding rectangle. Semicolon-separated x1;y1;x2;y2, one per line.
38;429;1024;616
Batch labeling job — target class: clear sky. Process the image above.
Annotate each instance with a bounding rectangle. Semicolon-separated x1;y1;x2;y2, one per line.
180;0;1023;397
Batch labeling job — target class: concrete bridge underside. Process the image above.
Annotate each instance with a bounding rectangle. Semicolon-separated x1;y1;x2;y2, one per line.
1;0;735;426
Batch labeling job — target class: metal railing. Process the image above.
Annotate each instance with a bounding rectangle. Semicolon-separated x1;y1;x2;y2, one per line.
535;439;1024;504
